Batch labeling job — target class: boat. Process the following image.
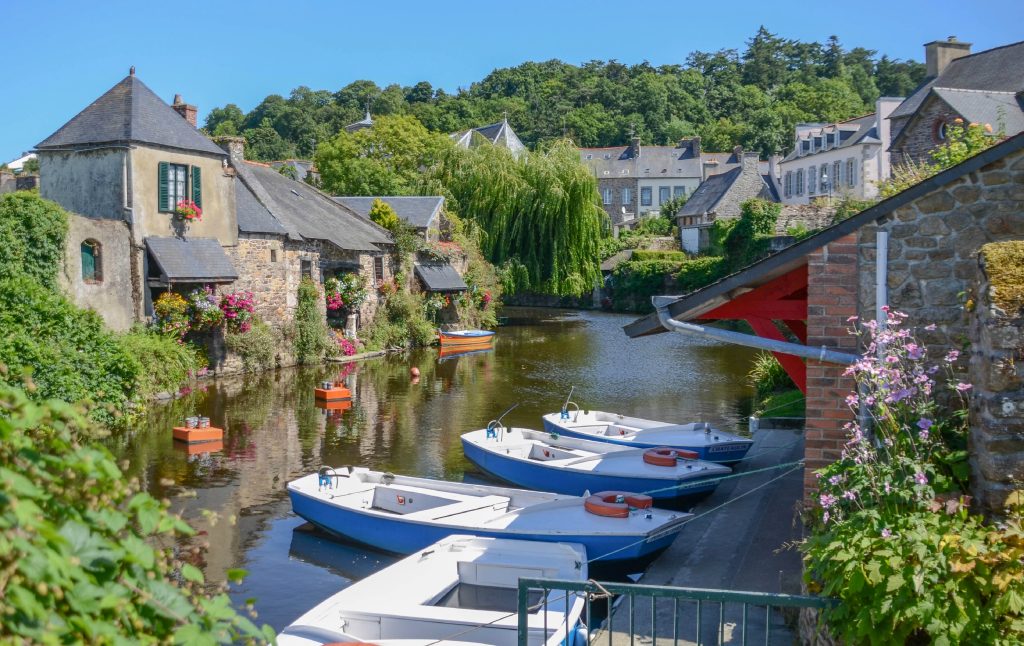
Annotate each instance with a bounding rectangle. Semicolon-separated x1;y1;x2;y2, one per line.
461;425;731;500
439;329;495;348
287;467;690;564
278;535;587;646
541;406;753;465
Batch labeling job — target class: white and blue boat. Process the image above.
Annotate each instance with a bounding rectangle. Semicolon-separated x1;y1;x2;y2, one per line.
287;467;689;565
462;426;730;500
541;408;753;464
278;534;588;646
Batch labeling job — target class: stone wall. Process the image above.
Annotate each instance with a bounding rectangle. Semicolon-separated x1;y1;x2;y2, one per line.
596;176;637;225
969;242;1024;512
804;234;860;495
890;95;961;165
60;214;138;331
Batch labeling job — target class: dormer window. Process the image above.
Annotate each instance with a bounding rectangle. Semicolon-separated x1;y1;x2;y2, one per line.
825;133;836;149
800;140;810;155
585;154;593;160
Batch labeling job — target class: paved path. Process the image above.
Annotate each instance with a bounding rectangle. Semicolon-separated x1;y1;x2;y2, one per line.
593;428;806;645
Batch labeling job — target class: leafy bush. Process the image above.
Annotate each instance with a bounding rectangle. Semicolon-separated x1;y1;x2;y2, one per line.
755;389;804;417
721;198;779;271
611;260;683;312
880;120;1000;199
118;328;206;398
0;276;142;428
0;385;273;643
363;290;437;350
226;320;279;372
368;198;401;231
0;192;69;289
293;278;334;364
675;256;727;292
631;215;673;236
801;312;1023;643
746;351;794;400
632;250;689;262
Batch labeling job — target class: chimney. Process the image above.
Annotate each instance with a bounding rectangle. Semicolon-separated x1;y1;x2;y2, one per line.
214;135;245;162
630;136;641;158
741;151;760;173
924;37;971;78
171;94;198;127
679;136;701;158
768;154;782;181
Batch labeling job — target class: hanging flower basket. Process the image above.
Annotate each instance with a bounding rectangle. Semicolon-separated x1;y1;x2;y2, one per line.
175;199;203;221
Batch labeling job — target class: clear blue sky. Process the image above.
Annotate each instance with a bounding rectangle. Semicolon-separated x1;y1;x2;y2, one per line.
4;0;1022;160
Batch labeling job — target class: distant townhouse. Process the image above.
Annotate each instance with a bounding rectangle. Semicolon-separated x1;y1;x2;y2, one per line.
451;117;526;158
779;98;903;205
888;38;1024;163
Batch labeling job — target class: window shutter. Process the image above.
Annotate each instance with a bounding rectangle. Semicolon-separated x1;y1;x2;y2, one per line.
191;165;202;208
158;161;170;211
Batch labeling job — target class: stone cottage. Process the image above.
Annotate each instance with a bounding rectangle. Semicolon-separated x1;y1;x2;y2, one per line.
627;131;1024;512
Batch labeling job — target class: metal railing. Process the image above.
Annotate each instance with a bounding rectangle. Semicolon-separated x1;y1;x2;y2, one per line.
517;578;836;646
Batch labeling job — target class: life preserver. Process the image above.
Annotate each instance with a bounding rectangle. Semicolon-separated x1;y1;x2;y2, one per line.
643;447;699;466
584;491;653;518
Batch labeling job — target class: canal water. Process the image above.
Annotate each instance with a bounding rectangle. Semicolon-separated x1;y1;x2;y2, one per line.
110;307;759;631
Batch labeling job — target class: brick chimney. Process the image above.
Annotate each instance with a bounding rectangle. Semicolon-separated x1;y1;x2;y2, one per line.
924;37;971;78
171;94;198;127
214;136;245;161
679;136;701;158
741;151;760;173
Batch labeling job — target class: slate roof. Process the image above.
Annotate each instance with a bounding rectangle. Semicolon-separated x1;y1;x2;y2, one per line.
36;74;224;155
269;160;315;182
451;119;526;154
333;196;444;231
345;111;374;133
931;88;1024;135
145;237;238;283
234;161;392;252
415;263;467;292
781;114;879;163
678;168;741;216
234;180;288;235
579;141;705;179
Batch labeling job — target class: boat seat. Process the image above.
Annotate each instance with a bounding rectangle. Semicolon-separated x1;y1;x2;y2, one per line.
404;495;511;521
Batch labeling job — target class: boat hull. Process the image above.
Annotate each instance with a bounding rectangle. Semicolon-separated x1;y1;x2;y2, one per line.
461;436;719;500
439;330;495;348
288;488;680;564
542;417;751;465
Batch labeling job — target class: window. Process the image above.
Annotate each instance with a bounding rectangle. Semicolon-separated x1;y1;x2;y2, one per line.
820;164;829;193
934;120;948;143
373;257;385;285
800;140;810;155
784;171;792;198
847;159;856;187
795;169;804;196
658;186;670;204
158;162;202;212
826;133;835;148
808;167;817;195
300;259;313;279
270;248;278;263
81;239;102;283
640;187;652;206
622;188;633;205
585;154;593;160
673;186;686;199
833;161;842;190
602;188;612;205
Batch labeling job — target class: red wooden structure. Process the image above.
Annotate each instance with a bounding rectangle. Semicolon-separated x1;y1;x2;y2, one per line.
694;266;809;393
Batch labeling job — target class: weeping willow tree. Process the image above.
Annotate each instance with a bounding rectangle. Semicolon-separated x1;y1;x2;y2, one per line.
430;140;607;296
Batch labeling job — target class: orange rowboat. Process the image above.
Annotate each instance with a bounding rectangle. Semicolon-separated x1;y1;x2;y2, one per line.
438;329;495;348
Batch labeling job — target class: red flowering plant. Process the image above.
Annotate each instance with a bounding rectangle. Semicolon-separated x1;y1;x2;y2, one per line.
175;199;202;221
337;336;357;357
219;290;256;333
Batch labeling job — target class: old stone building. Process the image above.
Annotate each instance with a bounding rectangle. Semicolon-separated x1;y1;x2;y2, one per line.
627;131;1024;513
675;151;779;253
888;38;1024;163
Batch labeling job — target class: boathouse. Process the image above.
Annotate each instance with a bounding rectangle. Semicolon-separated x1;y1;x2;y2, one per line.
626;132;1024;511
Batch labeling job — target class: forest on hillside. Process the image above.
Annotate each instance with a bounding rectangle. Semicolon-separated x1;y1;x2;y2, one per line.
203;27;926;160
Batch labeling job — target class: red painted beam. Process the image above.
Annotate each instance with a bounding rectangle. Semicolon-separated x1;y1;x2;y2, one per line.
745;317;807;394
782;320;808;344
701;299;806;321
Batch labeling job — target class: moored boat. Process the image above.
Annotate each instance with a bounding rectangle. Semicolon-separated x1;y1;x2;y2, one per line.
287;467;689;564
541;408;753;464
439;329;495;348
462;426;731;500
278;535;588;646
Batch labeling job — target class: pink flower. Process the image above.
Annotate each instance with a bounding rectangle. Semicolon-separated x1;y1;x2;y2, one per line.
905;343;923;360
955;382;972;392
944;349;960;363
914;472;928;486
881;528;892;538
924;323;937;331
819;493;837;509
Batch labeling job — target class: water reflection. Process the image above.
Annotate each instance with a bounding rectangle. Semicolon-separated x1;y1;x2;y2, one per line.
111;307;757;630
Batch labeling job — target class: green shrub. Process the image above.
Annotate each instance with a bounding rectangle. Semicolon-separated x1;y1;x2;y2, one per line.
0;276;142;428
0;192;69;289
755;389;804;417
747;351;794;400
293;278;334;364
675;256;726;292
632;250;689;262
611;260;683;312
363;290;437;350
0;385;274;643
631;215;673;236
119;328;206;398
226;320;279;372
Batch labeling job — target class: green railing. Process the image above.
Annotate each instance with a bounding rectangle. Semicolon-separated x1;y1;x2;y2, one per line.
516;578;836;646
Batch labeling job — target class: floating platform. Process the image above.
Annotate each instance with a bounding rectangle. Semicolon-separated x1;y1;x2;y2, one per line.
316;399;353;412
314;385;352;402
172;426;224;444
174;439;224;455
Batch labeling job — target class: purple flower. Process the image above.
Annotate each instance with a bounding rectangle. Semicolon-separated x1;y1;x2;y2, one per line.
955;382;972;392
914;472;928;486
885;355;900;364
917;418;933;431
924;323;937;331
819;494;837;509
906;343;924;360
845;394;859;407
828;474;843;486
919;430;930;441
881;528;892;538
945;349;960;363
822;511;831;524
842;490;857;501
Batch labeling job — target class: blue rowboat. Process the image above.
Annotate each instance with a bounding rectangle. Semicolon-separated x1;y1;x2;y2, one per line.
287;467;689;565
461;427;730;500
541;409;753;465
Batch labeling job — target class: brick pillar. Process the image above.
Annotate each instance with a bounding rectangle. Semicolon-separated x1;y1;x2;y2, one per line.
804;234;860;497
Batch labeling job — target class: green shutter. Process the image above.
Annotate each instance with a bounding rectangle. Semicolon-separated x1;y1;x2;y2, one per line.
158;161;170;211
191;165;202;208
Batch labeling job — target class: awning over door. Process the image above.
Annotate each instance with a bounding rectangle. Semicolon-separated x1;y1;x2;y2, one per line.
414;263;467;292
145;237;238;284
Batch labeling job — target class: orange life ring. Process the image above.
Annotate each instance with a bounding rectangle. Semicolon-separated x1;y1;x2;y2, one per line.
584;491;654;518
643;447;699;466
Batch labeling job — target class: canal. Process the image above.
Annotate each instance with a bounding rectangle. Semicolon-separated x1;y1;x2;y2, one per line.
109;307;759;631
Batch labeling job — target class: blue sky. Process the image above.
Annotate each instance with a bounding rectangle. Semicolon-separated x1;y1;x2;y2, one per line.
4;0;1023;160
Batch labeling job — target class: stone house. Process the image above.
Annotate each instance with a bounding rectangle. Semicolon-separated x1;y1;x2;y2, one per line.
888;38;1024;163
675;151;779;253
35;71;393;360
627;131;1024;512
779;98;903;205
333;196;445;242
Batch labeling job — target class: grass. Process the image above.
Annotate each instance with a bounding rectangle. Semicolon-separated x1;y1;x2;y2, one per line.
755;389;805;417
981;241;1024;315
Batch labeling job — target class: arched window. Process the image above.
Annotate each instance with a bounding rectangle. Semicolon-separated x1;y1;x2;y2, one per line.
81;239;102;283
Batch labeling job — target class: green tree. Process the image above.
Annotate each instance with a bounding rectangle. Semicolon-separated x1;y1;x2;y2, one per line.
242;118;295;161
293;278;333;364
741;26;789;90
204;103;245;136
0;192;68;289
368;198;401;231
316;114;454;196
